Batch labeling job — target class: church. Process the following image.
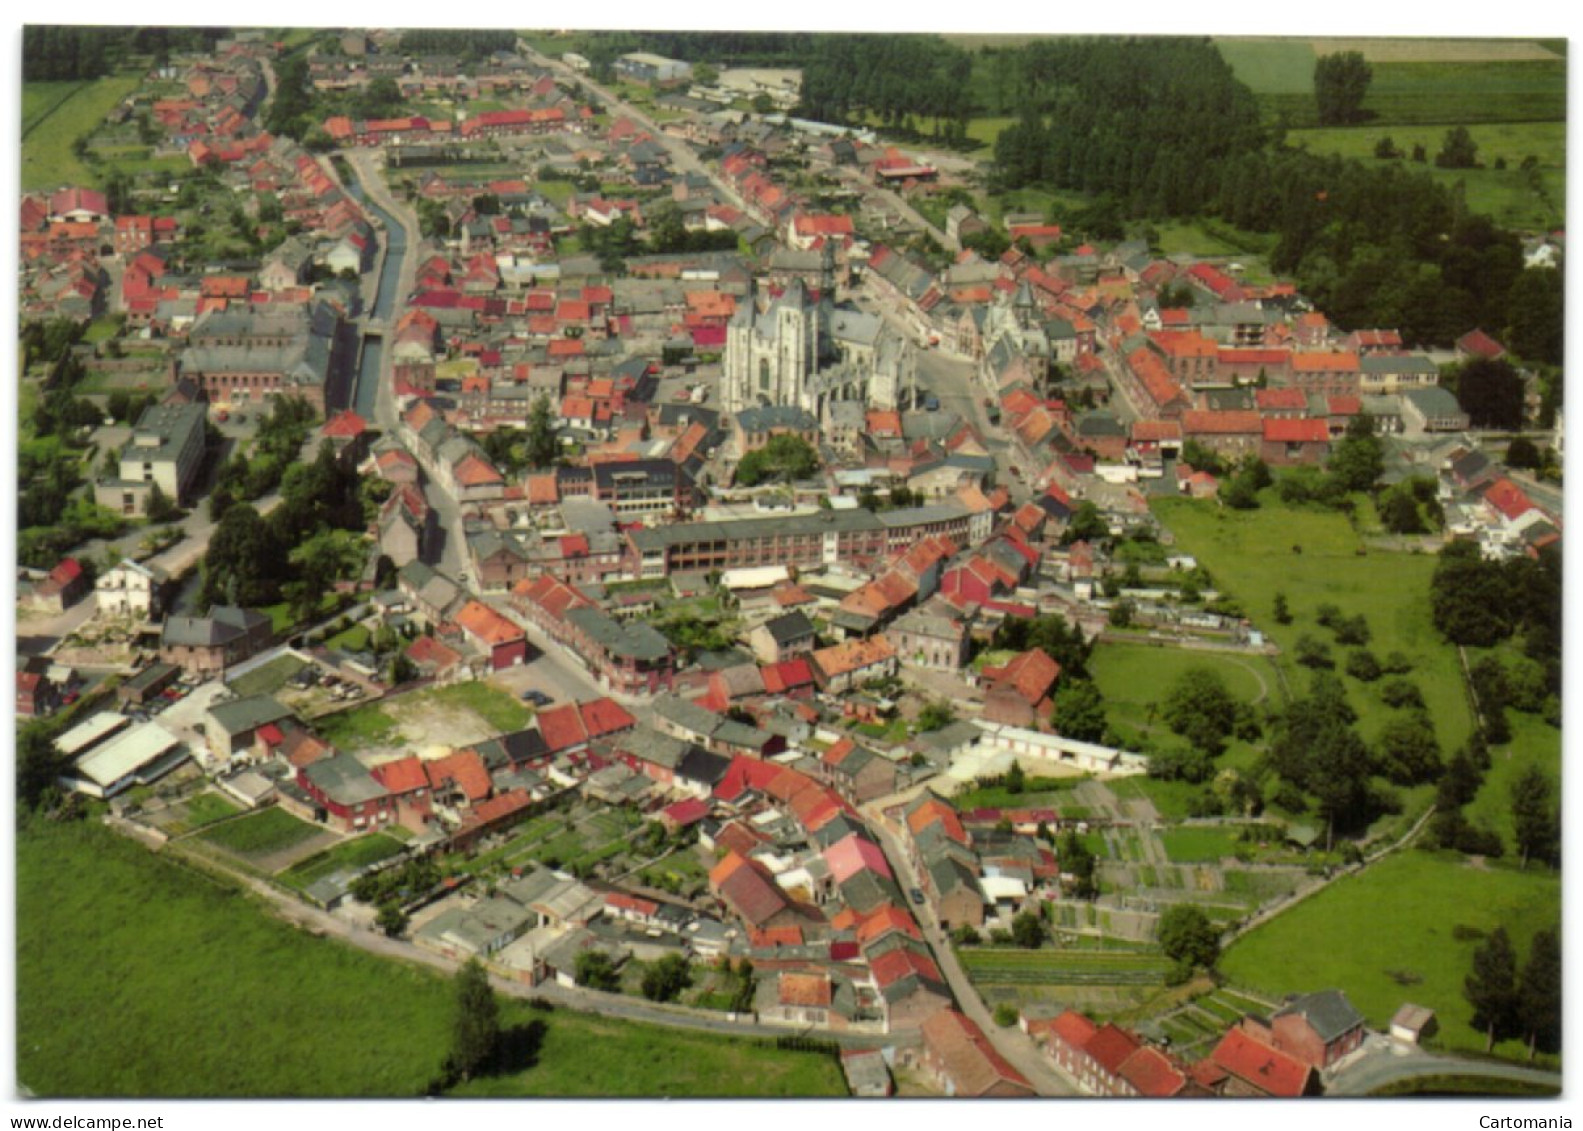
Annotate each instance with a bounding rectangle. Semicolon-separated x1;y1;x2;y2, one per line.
722;272;917;417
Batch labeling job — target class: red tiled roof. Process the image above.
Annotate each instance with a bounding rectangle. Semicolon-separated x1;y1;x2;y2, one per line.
372;755;430;795
536;702;589;752
1182;410;1263;436
426;749;492;802
1084;1023;1142;1075
1254;387;1309;411
777;971;830;1006
1118;1045;1188;1098
1485;477;1536;522
580;697;637;738
921;1009;1034;1097
1262;417;1330;443
455;600;523;647
1207;1029;1313;1097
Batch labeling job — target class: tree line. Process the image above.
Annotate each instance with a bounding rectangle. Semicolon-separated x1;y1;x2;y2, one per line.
984;39;1560;360
798;35;975;141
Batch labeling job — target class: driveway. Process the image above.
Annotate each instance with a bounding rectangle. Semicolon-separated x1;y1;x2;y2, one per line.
1326;1036;1561;1096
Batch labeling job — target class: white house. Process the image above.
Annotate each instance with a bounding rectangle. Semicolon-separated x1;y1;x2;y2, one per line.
96;558;166;618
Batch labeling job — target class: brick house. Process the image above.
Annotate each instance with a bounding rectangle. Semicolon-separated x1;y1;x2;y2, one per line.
919;1009;1035;1097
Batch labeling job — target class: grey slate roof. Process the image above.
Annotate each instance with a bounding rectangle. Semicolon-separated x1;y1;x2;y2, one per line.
1274;989;1366;1043
302;751;389;806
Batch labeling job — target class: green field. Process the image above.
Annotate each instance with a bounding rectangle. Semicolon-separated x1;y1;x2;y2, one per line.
1216;38;1566;129
1152;495;1475;759
198;808;323;858
1285;122;1564;229
278;833;408;892
226;654;309;699
22;75;144;191
18;818;846;1097
313;701;403;749
959;947;1171;986
1159;826;1245;864
412;681;537;734
1090;642;1278;731
1220;849;1560;1061
161;792;242;836
1462;710;1561;852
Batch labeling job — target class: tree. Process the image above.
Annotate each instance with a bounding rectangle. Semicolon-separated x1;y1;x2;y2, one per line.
1052;680;1107;743
1011;909;1045;948
1517;927;1561;1058
526;395;559;469
1374;711;1442;785
445;960;500;1083
1004;760;1026;795
1160;667;1238;755
1058;831;1097;900
1378;485;1426;534
734;434;819;486
916;699;956;732
1314;52;1372;126
1062;500;1109;545
376;901;408;937
1436;126;1480;169
575;950;622;991
1157;904;1219;970
1465;927;1520;1052
1294;634;1334;669
1345;649;1382;682
1107;599;1135;629
1453;357;1526;430
1505;436;1542;470
1327;426;1383;493
1272;591;1293;625
640;953;693;1002
1373;136;1400;159
144;481;181;523
1510;765;1558;869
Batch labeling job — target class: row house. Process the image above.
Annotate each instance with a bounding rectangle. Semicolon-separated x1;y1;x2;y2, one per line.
1286;351;1361;399
511;574;677;696
1181;410;1263;460
1260;418;1332;466
1122;345;1191;420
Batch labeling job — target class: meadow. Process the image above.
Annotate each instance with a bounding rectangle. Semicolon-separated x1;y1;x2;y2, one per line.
1219;848;1560;1061
21;75;144;191
1151;495;1475;760
17;818;846;1097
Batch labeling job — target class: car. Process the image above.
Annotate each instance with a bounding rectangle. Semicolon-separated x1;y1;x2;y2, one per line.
520;689;552;706
909;888;925;905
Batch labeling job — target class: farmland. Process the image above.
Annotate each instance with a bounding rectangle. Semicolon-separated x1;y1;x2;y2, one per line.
197;807;324;858
1220;848;1559;1062
21;75;144;191
17;818;845;1097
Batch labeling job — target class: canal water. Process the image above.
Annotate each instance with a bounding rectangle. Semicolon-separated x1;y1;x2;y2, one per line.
342;172;409;417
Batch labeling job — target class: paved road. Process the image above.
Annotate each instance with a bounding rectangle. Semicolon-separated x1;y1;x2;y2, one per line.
143;820;908;1051
860;798;1078;1096
1326;1036;1561;1096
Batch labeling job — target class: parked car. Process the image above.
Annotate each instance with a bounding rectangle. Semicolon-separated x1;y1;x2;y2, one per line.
909;888;925;905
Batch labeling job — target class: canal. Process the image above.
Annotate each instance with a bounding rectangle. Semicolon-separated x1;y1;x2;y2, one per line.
341;169;409;417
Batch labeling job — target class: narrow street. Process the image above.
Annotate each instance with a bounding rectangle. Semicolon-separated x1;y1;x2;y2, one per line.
860;796;1078;1096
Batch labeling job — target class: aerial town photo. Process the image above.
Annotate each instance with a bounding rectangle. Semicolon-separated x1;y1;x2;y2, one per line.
11;21;1565;1108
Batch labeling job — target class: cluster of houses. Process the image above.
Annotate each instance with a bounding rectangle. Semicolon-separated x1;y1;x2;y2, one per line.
1024;988;1381;1097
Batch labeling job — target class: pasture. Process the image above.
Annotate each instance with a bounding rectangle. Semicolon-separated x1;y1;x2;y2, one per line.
1219;848;1559;1062
22;75;143;191
1151;495;1475;758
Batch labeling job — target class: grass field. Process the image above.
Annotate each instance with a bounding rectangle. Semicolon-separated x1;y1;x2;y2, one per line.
1159;827;1245;864
412;681;537;734
314;701;403;749
226;654;309;699
197;808;323;858
1152;495;1474;760
1216;38;1566;129
1462;710;1561;853
959;947;1171;989
1284;122;1564;229
277;833;407;892
22;75;144;191
1090;641;1278;733
161;792;242;836
1220;848;1560;1061
18;818;845;1097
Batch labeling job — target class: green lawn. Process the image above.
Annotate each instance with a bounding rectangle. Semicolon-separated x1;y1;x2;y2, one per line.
1220;848;1560;1061
18;818;846;1097
226;654;308;699
198;808;322;858
1462;710;1561;853
1090;642;1278;733
313;701;403;749
950;778;1085;811
1159;826;1244;864
22;74;144;191
449;1011;846;1097
1152;495;1475;759
277;833;407;892
326;623;371;653
166;792;242;835
409;681;537;734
